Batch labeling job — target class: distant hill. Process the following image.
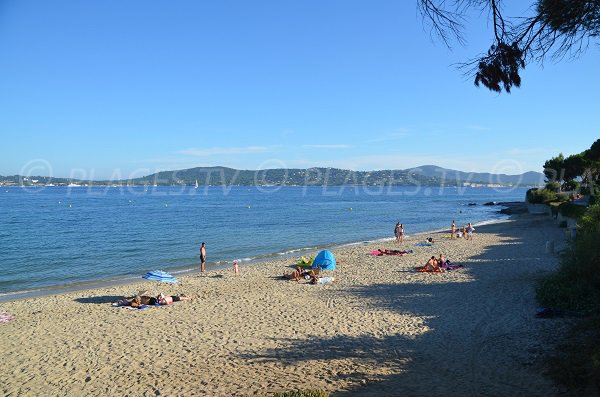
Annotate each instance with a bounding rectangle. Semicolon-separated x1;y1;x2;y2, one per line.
1;165;544;187
405;165;544;186
125;165;544;187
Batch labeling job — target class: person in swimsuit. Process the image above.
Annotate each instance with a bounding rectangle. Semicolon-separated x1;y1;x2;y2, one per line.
157;293;193;305
394;222;401;242
283;267;303;281
451;220;455;239
399;224;405;244
416;256;443;272
467;223;475;240
200;242;206;272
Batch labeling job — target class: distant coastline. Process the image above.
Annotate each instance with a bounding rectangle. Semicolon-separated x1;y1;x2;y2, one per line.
1;164;544;188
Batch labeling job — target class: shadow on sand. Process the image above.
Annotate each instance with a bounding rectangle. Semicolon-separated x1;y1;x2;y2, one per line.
74;295;126;304
237;215;566;396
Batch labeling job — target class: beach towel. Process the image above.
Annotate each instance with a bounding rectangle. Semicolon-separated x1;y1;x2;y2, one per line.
414;243;433;247
415;267;443;273
441;263;464;270
115;304;166;310
142;270;177;283
0;312;16;324
119;304;152;310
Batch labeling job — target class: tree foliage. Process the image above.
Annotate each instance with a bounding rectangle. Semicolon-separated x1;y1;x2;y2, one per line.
543;153;565;184
564;153;588;183
542;140;600;193
419;0;600;93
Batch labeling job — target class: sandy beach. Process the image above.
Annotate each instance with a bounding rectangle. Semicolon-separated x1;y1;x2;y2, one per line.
0;211;570;396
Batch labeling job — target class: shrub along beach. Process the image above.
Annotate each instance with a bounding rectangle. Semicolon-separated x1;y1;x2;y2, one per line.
528;139;600;394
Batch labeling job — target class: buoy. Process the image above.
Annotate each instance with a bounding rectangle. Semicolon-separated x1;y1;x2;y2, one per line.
69;204;72;208
349;207;352;211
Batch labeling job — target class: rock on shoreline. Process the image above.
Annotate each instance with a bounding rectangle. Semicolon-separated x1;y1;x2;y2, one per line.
498;201;527;215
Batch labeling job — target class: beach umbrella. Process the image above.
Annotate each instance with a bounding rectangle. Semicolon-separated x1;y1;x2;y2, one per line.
142;270;178;283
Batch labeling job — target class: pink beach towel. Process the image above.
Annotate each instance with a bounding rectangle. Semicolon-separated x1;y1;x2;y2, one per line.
0;312;15;324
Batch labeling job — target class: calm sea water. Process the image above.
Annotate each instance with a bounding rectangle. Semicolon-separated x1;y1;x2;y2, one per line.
0;185;526;297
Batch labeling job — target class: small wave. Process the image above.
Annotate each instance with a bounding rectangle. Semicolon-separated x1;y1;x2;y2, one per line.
276;247;317;256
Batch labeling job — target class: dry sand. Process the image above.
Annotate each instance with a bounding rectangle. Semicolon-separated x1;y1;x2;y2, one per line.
0;212;571;396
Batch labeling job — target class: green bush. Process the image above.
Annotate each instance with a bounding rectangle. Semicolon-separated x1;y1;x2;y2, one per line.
526;188;557;204
555;192;571;202
558;202;588;220
537;203;600;313
545;181;561;192
579;203;600;232
562;180;580;191
544;315;600;392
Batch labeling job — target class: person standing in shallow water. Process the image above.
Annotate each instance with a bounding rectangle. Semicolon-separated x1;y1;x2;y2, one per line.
200;242;206;272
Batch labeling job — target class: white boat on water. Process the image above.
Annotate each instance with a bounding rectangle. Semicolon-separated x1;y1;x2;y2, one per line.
195;180;199;188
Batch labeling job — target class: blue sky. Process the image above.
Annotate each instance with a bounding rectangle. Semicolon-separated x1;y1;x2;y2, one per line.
1;1;598;180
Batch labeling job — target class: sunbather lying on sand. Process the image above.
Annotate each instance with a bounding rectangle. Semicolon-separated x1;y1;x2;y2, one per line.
283;268;303;281
283;266;321;281
113;293;192;307
157;293;192;305
374;248;412;256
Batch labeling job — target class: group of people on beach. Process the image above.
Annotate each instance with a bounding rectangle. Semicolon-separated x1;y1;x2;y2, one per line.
451;220;475;240
282;266;335;284
394;222;405;244
394;220;475;244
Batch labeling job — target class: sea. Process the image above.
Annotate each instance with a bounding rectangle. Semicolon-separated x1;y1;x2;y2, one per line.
0;185;527;300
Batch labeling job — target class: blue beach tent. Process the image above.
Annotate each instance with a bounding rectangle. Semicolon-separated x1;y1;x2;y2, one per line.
142;270;178;283
311;250;336;271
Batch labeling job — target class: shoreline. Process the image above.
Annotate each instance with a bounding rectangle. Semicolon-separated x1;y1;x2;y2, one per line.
0;204;517;303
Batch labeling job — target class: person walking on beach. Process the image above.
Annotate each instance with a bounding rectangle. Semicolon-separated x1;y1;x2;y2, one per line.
451;220;456;239
394;222;401;243
462;225;468;240
467;223;475;240
200;242;206;272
